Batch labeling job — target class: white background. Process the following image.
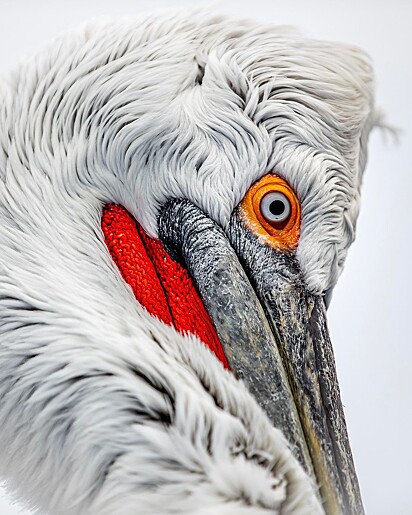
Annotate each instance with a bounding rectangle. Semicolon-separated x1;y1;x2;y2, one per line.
0;1;411;514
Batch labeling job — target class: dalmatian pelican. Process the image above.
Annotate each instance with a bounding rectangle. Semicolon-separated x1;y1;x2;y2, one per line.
0;10;377;515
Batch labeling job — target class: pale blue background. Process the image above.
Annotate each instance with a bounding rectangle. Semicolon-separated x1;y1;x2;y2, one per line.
0;1;411;514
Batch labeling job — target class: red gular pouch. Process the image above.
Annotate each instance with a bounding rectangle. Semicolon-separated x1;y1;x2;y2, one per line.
102;204;229;369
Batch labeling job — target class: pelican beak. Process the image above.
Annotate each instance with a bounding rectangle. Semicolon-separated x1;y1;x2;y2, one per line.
159;199;364;515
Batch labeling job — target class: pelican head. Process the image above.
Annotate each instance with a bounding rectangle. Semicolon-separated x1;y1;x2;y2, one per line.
0;10;376;515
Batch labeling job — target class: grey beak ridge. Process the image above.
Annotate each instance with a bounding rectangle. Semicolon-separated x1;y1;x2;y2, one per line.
159;198;364;515
158;198;311;468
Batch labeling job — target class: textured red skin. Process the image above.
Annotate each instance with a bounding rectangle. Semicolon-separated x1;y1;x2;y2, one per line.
102;204;229;369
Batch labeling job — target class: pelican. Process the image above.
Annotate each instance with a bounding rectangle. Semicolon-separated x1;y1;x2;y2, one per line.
0;10;377;515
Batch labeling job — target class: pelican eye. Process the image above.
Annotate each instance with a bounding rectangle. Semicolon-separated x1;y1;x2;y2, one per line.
239;173;301;251
260;191;291;227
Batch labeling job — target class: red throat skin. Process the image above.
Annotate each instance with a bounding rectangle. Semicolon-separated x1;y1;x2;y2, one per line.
102;204;229;369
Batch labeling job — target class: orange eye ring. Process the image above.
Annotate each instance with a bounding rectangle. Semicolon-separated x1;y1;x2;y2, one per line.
239;174;301;251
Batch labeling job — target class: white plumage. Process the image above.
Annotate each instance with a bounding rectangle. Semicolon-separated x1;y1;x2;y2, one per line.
0;10;376;514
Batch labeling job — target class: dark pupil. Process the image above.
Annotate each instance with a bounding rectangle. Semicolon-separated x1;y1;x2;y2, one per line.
269;199;285;216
